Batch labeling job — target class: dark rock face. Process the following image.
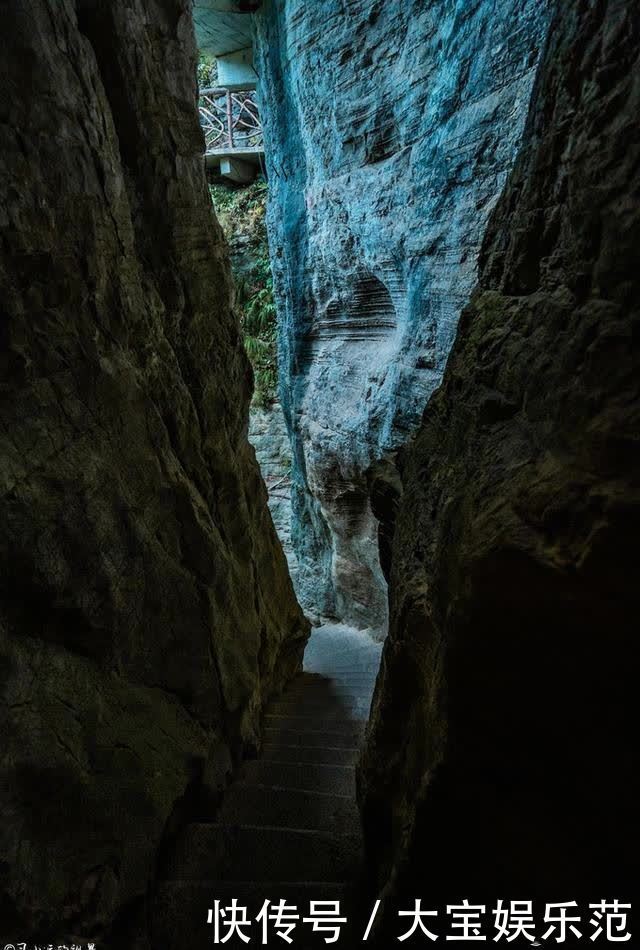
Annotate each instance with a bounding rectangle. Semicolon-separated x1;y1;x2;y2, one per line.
0;0;307;939
360;0;639;903
254;0;551;632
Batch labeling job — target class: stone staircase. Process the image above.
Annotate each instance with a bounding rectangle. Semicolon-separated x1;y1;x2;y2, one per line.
153;625;382;948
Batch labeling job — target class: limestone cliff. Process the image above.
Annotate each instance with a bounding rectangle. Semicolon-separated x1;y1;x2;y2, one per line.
254;0;551;632
0;0;307;939
360;0;639;904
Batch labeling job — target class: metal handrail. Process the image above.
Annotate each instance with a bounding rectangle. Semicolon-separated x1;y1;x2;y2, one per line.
199;87;264;153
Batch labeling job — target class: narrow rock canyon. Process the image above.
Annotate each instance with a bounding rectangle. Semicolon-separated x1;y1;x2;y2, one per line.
1;0;637;946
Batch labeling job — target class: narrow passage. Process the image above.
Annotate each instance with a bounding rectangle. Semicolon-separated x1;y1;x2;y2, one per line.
156;624;382;948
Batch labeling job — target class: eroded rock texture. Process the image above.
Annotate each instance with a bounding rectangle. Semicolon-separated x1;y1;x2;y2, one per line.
255;0;551;632
0;0;307;939
249;402;299;594
360;0;639;904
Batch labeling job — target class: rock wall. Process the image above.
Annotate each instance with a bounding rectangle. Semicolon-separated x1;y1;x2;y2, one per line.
360;0;639;906
254;0;551;632
249;402;299;594
0;0;307;940
209;183;299;599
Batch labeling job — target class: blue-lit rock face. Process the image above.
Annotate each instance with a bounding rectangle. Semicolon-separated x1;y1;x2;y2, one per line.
254;0;550;632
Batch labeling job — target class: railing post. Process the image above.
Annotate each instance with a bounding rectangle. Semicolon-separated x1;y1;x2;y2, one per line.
226;89;234;149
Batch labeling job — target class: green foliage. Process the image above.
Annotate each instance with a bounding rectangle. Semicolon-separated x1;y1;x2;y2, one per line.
197;54;217;89
209;179;269;237
210;180;278;409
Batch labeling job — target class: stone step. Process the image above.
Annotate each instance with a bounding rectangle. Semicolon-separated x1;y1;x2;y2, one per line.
282;673;372;692
269;694;370;712
165;823;361;883
264;726;365;749
306;648;380;659
154;880;358;950
262;742;359;766
314;663;379;673
291;679;376;695
296;667;378;678
306;672;377;683
276;693;374;713
282;672;333;687
331;692;375;703
305;648;380;661
264;710;361;730
218;782;359;833
263;713;365;733
240;759;356;796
